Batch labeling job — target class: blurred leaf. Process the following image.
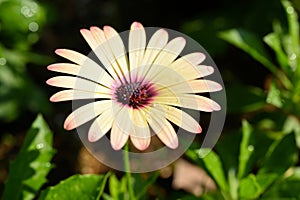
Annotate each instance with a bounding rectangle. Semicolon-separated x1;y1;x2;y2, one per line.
238;174;261;199
238;120;254;179
219;29;275;72
226;84;266;113
282;0;300;71
219;29;292;88
258;133;298;175
266;80;283;108
197;149;228;192
107;174;129;200
2;114;56;200
263;32;289;72
108;174;120;200
262;167;300;198
239;173;278;199
283;115;300;148
39;174;110;200
255;173;278;192
134;172;159;199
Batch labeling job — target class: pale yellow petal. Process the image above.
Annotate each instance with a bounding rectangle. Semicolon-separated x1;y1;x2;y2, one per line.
129;22;146;71
88;109;114;142
129;109;151;151
145;107;178;149
155;93;220;112
157;105;202;133
47;63;81;75
169;52;214;80
157;80;222;94
46;76;111;94
144;37;186;82
111;120;130;150
54;49;114;87
103;26;129;80
138;29;169;79
154;37;186;66
50;90;111;102
55;49;87;65
63;100;113;130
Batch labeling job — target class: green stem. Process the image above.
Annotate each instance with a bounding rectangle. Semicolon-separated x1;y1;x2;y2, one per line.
124;143;136;200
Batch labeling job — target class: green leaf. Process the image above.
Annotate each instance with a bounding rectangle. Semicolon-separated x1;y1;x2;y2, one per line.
263;32;289;72
283;115;300;148
134;172;159;199
282;0;300;71
266;80;283;108
238;174;261;199
197;149;228;192
39;174;110;200
239;173;278;199
258;133;298;175
108;174;120;200
226;85;266;113
262;167;300;198
2;114;55;200
219;29;292;89
219;29;276;72
238;120;254;179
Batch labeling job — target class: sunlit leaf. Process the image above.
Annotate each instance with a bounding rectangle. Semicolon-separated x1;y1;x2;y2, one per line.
266;80;283;108
283;115;300;148
238;174;261;199
197;149;228;192
238;120;254;179
2;114;56;200
282;0;300;72
263;33;289;72
219;29;292;88
39;174;110;200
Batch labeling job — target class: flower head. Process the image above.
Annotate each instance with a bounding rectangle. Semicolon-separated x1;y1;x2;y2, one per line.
47;22;222;151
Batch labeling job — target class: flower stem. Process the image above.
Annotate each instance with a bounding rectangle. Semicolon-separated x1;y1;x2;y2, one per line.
124;142;136;200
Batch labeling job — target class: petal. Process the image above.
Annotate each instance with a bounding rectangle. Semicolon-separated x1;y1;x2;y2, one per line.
158;80;223;94
103;26;129;80
144;37;186;82
156;105;202;133
139;29;168;78
50;90;111;102
154;37;186;66
129;22;146;71
170;52;214;80
63;100;113;130
111;120;129;150
46;76;111;93
54;49;114;87
155;93;221;112
47;63;81;75
88;109;114;142
145;107;178;149
82;27;124;82
130;109;151;151
80;28;99;49
55;49;87;65
142;29;168;65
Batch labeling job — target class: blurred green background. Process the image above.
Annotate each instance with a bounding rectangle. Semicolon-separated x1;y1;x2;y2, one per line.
1;0;300;198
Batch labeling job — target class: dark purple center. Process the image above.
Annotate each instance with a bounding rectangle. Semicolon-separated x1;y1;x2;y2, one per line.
115;82;156;109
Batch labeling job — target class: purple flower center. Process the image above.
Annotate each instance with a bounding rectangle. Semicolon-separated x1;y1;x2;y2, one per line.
115;81;156;109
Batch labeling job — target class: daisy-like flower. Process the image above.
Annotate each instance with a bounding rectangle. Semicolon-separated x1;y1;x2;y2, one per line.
47;22;222;151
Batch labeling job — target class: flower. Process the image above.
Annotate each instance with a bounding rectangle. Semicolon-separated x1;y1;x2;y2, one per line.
46;22;222;151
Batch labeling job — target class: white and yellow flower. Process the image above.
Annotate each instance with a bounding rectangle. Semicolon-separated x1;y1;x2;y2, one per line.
47;22;222;151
